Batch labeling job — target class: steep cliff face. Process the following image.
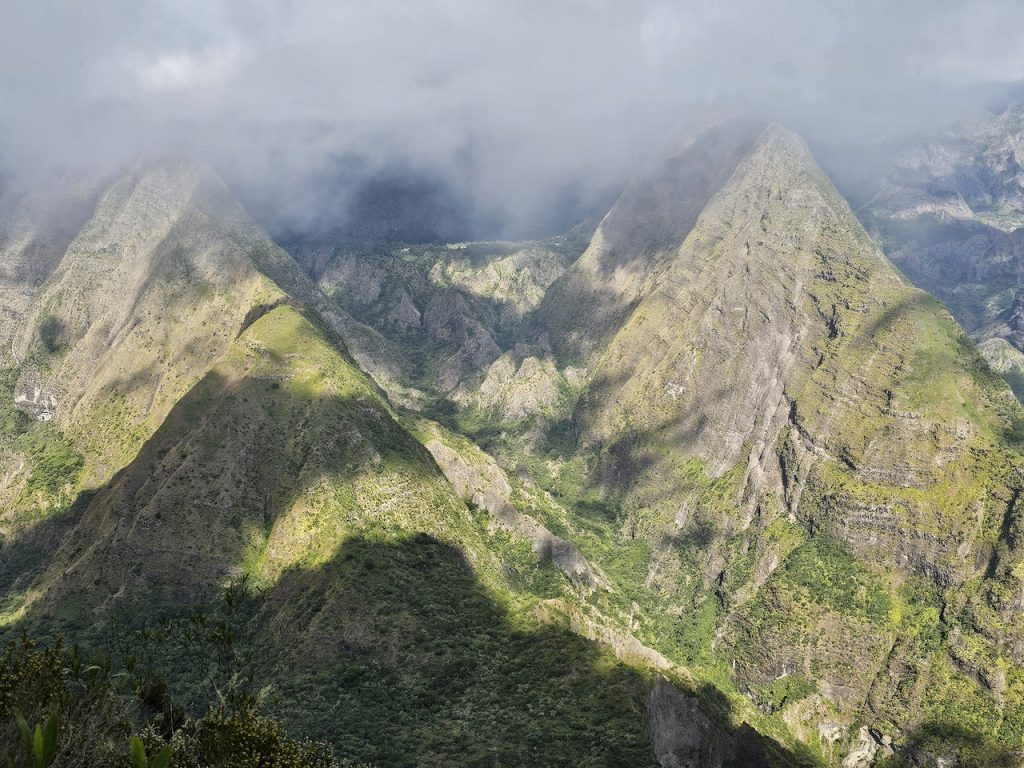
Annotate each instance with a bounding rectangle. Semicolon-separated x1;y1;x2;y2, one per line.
580;125;902;479
489;125;1024;762
648;678;811;768
581;126;1022;577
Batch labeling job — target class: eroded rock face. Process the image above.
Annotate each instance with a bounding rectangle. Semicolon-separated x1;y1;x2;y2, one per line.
429;243;571;331
569;125;1021;592
579;125;900;477
13;383;57;421
871;104;1024;232
318;252;388;306
422;290;502;392
841;726;894;768
389;289;422;329
302;237;584;410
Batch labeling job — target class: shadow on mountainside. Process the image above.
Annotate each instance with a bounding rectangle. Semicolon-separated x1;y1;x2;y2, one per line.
0;461;821;766
0;489;93;625
0;344;818;766
252;533;657;768
563;359;728;509
0;315;451;633
239;533;820;768
651;678;822;768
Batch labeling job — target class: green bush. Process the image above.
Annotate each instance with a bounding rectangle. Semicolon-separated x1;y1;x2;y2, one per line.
0;637;130;766
757;674;816;713
0;631;340;768
155;710;337;768
10;708;59;768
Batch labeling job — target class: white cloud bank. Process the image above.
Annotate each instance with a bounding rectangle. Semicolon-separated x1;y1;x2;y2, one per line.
2;0;1022;235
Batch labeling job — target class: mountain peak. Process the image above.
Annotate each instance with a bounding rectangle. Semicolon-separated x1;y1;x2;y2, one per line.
539;119;1024;756
580;117;1016;558
537;121;760;361
7;157;297;484
739;122;846;198
752;121;804;151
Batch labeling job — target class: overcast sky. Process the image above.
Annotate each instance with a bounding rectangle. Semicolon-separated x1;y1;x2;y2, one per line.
2;0;1023;236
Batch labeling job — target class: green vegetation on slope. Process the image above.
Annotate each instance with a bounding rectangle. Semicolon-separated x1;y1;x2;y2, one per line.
12;130;1024;765
5;304;799;766
0;367;84;524
258;534;659;768
14;429;83;501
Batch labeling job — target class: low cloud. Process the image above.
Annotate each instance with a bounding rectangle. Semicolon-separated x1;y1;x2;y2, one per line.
135;46;243;93
2;0;1022;238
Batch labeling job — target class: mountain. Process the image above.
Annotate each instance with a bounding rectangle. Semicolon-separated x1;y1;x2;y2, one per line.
5;159;308;488
569;124;1024;758
868;104;1024;232
4;122;1024;766
295;124;1024;765
0;156;821;766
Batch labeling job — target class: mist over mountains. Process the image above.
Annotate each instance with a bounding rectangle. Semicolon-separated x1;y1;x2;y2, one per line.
4;3;1024;767
4;0;1024;240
